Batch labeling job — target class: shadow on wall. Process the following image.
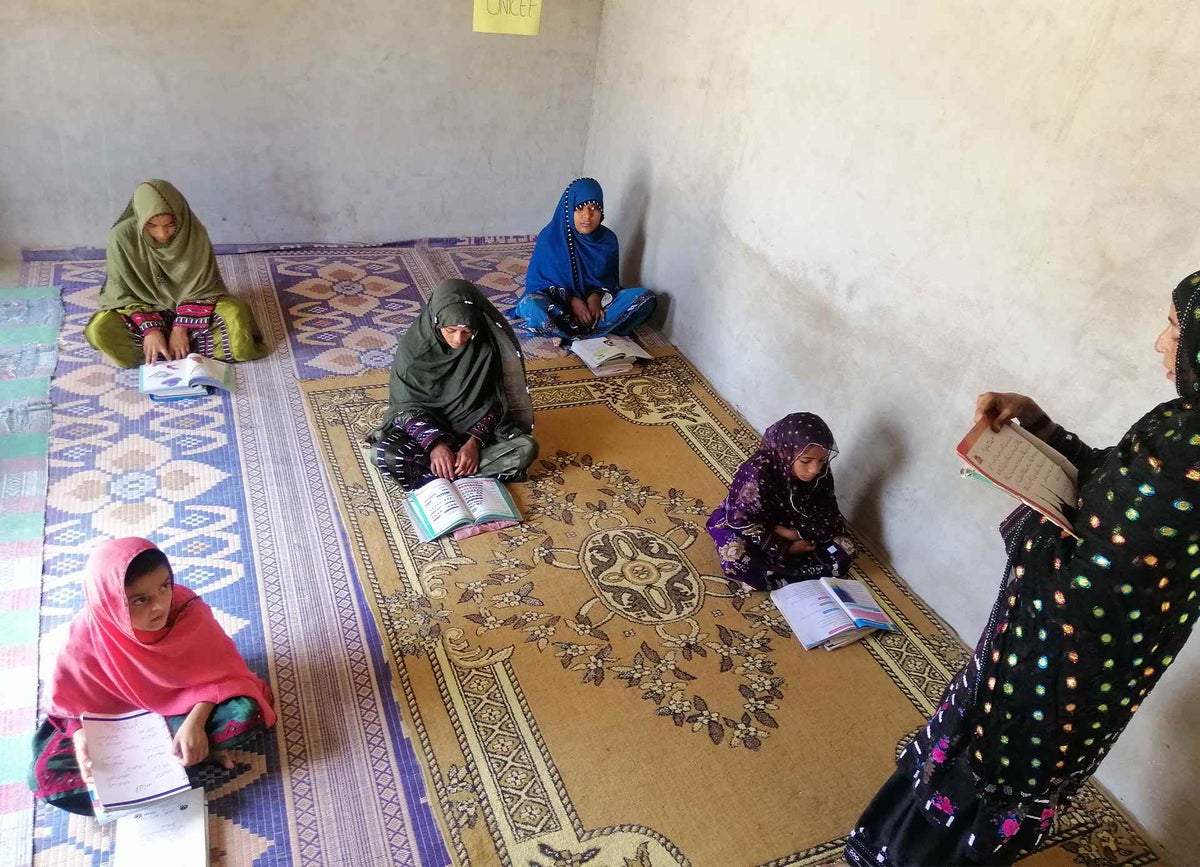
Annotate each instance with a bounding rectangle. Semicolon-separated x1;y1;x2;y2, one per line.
1156;674;1200;861
616;158;673;331
844;411;910;562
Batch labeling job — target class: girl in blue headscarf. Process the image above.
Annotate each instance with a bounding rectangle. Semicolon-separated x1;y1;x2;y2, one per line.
515;178;656;341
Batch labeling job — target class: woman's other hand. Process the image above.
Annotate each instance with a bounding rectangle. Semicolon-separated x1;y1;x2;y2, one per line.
787;538;817;555
455;438;481;477
142;329;170;365
72;729;94;784
168;326;191;360
430;443;455;479
975;392;1045;432
570;296;595;328
772;524;800;541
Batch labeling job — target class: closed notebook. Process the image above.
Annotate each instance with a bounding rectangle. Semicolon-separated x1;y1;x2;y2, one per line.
114;786;208;867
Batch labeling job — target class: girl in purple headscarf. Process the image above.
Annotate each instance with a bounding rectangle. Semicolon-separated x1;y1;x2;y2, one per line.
706;413;856;590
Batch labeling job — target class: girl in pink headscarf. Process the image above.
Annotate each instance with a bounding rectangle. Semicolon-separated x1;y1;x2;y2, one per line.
30;537;275;815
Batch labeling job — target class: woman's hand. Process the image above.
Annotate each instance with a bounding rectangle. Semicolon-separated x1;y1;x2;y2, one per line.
787;538;817;555
570;296;595;329
586;292;605;326
772;524;800;541
142;329;170;365
430;443;456;479
72;729;94;784
168;326;191;360
455;437;481;477
974;392;1047;432
173;703;214;767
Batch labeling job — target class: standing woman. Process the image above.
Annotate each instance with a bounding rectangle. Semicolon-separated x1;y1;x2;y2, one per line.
845;272;1200;866
706;412;856;590
371;279;538;489
85;179;266;367
515;178;656;341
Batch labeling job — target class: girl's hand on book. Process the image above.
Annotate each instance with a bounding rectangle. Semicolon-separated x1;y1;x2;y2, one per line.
455;438;481;477
168;325;191;360
587;292;605;324
975;392;1044;432
172;718;210;767
788;538;816;555
570;296;595;328
142;329;170;365
430;443;455;479
72;729;94;784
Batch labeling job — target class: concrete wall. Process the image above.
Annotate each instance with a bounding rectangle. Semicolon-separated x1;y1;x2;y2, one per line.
0;0;602;256
584;1;1200;859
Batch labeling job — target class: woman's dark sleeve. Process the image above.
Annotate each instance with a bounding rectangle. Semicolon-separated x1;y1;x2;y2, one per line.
1044;425;1112;484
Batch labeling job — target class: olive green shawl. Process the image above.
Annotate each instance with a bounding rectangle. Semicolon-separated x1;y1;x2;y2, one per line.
98;180;225;311
381;279;533;435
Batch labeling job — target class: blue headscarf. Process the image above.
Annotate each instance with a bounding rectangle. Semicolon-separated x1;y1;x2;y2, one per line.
524;178;621;300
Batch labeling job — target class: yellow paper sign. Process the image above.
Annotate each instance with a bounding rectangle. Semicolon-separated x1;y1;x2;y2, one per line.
473;0;542;36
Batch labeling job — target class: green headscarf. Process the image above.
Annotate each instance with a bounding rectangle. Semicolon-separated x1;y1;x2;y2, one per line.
98;180;225;311
381;279;533;435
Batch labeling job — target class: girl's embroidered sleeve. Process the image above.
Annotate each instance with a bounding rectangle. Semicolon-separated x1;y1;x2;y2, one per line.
126;309;166;335
466;405;501;443
173;301;215;331
401;412;450;451
728;505;788;569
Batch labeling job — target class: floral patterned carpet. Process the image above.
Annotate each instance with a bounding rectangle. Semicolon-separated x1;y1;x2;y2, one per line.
15;239;1159;867
302;349;1159;867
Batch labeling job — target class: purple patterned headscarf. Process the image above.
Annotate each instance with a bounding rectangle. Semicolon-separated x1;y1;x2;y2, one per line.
726;412;842;540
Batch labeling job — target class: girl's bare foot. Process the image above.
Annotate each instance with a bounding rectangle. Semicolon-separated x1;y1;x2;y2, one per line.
211;750;235;769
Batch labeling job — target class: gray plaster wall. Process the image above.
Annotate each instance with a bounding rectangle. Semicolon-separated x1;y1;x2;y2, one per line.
584;1;1200;859
0;0;602;256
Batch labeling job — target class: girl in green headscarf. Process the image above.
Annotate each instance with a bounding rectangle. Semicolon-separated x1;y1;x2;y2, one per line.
84;180;266;368
371;279;538;489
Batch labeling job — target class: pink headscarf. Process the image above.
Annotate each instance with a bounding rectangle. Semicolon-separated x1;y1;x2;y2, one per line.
45;537;276;727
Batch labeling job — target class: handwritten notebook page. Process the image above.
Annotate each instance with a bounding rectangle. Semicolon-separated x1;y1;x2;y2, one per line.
114;786;208;867
957;419;1077;532
80;710;191;810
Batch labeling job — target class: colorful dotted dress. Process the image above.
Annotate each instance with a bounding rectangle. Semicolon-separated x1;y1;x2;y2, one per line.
847;272;1200;865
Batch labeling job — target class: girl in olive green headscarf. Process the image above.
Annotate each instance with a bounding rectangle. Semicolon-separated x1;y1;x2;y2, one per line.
84;180;266;368
370;279;538;489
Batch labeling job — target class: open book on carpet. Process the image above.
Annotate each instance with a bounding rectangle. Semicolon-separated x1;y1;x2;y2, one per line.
957;418;1079;537
771;577;898;650
403;476;521;542
570;334;651;377
138;354;234;400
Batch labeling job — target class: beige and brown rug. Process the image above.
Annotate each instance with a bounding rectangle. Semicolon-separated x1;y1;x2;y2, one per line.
303;349;1157;866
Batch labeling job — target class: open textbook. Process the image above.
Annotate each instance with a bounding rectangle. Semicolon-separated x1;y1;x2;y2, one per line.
956;418;1079;537
138;353;234;400
403;476;521;542
80;709;191;817
570;334;651;377
771;577;898;651
114;786;208;867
